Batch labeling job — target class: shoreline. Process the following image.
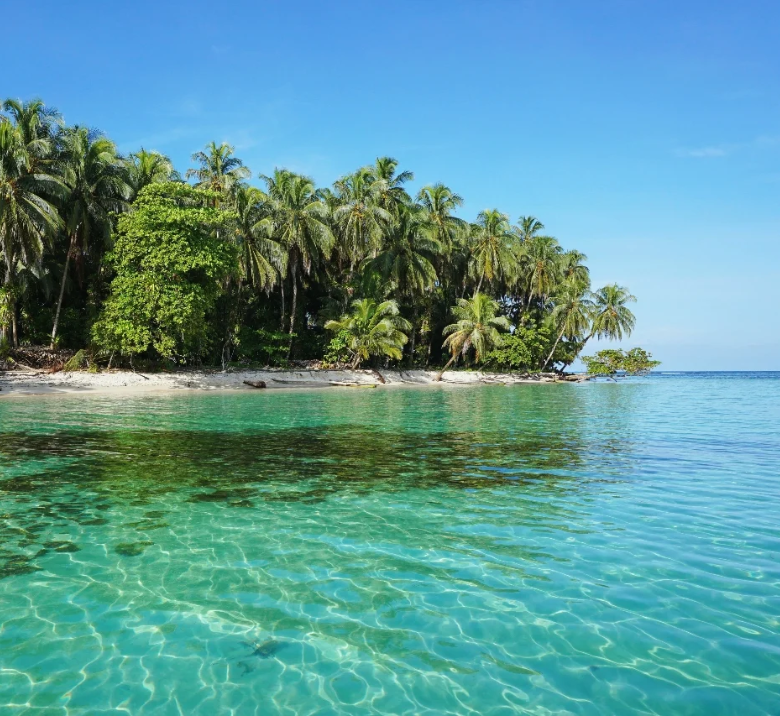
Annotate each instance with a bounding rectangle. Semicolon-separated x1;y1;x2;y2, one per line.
0;367;576;398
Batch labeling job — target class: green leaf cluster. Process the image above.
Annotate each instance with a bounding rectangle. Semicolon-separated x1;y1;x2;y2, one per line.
91;183;237;361
583;347;660;376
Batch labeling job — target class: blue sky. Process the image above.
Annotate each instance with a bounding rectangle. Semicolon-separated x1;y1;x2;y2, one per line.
4;0;779;369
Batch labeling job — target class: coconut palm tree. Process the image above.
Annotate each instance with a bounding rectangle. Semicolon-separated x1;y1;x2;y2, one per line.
50;126;129;347
521;235;563;305
468;209;517;293
363;204;440;299
0;118;63;346
436;292;511;380
325;298;411;375
232;184;284;293
185;141;249;196
516;215;544;244
559;249;590;290
575;284;637;360
332;167;390;265
363;204;442;362
541;282;594;370
126;149;177;201
416;183;465;253
2;99;60;170
587;284;637;342
259;169;333;341
373;156;413;214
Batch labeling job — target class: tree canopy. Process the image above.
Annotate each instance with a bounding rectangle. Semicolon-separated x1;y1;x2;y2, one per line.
0;96;652;374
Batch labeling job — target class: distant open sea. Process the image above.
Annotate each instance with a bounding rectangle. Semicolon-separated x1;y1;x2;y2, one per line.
1;373;778;715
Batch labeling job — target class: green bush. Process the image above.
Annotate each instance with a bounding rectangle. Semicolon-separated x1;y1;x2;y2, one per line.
63;349;90;372
234;327;291;366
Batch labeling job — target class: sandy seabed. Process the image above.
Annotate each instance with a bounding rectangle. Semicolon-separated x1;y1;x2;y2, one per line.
0;367;565;397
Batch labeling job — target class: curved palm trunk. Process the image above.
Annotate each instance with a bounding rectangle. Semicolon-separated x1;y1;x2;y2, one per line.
578;331;594;354
51;236;75;349
475;273;484;295
541;326;566;371
435;354;457;382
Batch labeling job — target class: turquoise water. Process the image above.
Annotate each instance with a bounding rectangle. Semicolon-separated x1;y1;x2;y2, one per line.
1;375;779;715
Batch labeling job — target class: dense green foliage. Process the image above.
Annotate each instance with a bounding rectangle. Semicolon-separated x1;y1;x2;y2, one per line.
0;97;652;371
583;348;661;377
91;184;236;361
325;299;411;369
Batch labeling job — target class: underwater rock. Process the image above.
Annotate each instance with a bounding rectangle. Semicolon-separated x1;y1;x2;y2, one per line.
43;541;80;553
243;638;286;659
115;541;153;557
0;555;41;579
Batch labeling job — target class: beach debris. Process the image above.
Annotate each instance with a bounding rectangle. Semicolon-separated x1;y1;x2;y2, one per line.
243;380;266;389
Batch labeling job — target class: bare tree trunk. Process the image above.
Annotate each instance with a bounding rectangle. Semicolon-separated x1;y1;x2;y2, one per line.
3;246;16;348
280;281;286;331
408;305;417;366
289;268;298;336
435;354;457;382
11;303;18;349
287;258;298;358
475;274;484;295
51;238;75;349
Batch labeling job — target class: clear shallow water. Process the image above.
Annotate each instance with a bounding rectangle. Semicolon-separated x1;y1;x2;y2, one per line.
0;375;778;715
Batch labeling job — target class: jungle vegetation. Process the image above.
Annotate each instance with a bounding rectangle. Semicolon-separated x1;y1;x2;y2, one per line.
0;98;645;373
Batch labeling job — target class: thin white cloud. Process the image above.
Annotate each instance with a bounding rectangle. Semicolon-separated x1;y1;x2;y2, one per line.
675;146;729;158
675;135;780;159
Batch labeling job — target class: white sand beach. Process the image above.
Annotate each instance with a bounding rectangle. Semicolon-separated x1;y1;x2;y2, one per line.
0;366;572;397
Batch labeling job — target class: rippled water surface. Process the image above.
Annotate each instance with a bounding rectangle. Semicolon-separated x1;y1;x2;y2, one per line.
1;375;779;715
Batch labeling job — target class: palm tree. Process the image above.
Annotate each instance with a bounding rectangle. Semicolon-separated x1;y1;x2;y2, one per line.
332;167;390;265
259;169;333;341
325;298;411;375
185;141;249;196
50;126;129;348
516;215;544;243
417;183;465;253
0;117;63;346
363;204;440;298
468;209;517;293
373;156;413;214
232;184;284;293
126;148;177;201
559;249;590;290
2;99;60;170
541;283;594;370
436;292;510;380
363;204;442;362
587;284;637;343
521;235;562;306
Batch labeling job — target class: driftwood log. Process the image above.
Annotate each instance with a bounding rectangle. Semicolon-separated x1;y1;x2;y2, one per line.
243;380;267;389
